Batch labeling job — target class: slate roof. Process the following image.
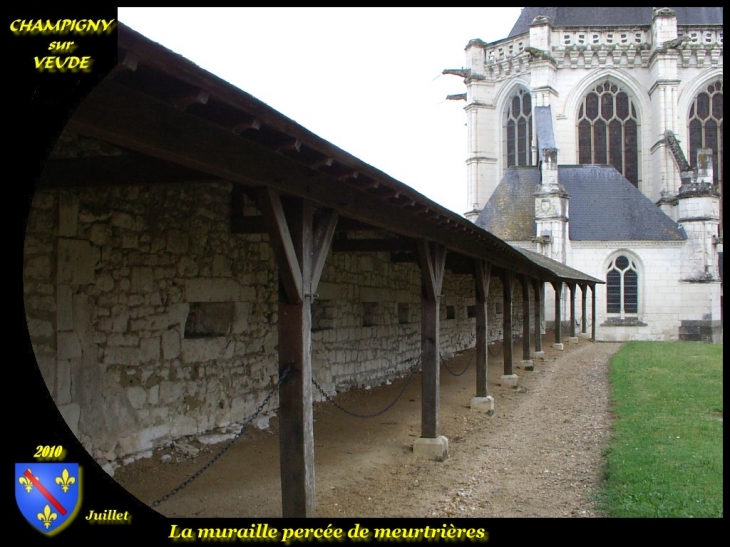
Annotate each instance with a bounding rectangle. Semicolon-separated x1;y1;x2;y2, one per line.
535;106;555;159
475;165;687;242
476;167;537;241
508;7;723;37
510;246;603;284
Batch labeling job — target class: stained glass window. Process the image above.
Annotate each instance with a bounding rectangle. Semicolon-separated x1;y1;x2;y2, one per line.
505;88;533;168
577;81;639;186
688;80;723;187
606;255;639;316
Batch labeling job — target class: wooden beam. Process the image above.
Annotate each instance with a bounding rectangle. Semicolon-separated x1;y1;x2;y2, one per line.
581;284;588;335
108;50;138;78
277;138;301;154
591;284;597;342
231;117;261;134
230;185;266;234
256;187;303;304
65;79;548;275
230;215;266;234
175;89;209;111
309;156;333;170
533;279;543;354
553;281;563;345
390;251;417;263
569;283;577;339
418;241;447;439
311;209;338;294
522;275;531;361
474;260;491;398
38;155;215;188
417;240;447;303
275;198;316;518
502;271;514;376
331;237;413;253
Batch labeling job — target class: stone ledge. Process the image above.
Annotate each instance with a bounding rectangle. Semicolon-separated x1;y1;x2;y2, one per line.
602;318;648;327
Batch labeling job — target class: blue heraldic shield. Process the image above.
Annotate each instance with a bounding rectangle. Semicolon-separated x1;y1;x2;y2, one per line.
15;463;82;535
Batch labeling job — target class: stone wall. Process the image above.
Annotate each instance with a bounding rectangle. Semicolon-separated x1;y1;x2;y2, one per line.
24;183;487;465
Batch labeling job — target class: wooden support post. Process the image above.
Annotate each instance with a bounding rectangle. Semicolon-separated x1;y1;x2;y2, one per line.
533;280;543;357
474;260;490;398
568;283;577;342
470;260;493;414
414;241;449;460
502;271;514;376
256;188;338;518
581;284;588;336
591;284;597;342
417;240;446;439
521;275;531;365
552;281;564;349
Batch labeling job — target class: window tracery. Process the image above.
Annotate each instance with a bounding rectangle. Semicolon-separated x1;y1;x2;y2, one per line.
577;80;639;186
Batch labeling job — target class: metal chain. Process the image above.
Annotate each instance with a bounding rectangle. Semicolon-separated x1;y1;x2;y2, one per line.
312;359;420;419
150;365;292;508
488;340;503;356
442;351;474;377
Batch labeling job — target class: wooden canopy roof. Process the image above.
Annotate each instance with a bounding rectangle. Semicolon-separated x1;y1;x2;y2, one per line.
41;22;601;288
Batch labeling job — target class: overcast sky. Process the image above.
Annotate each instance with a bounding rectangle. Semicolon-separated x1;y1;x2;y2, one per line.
117;8;523;215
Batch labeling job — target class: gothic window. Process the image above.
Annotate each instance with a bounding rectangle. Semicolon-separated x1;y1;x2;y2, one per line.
688;80;723;187
505;88;533;168
606;255;638;317
577;80;639;186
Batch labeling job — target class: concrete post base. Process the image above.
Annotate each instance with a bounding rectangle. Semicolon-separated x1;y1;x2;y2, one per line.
552;343;564;350
499;374;519;387
521;359;534;371
470;396;494;415
579;332;590;338
569;337;579;344
533;351;546;360
413;436;449;461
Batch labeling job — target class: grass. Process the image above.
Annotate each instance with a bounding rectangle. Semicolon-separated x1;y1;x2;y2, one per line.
598;341;723;517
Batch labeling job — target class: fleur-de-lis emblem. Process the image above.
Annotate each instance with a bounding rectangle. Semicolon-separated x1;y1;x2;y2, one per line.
19;476;34;493
55;469;76;493
37;505;57;529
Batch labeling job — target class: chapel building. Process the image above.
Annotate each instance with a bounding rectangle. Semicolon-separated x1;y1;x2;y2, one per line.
446;7;723;342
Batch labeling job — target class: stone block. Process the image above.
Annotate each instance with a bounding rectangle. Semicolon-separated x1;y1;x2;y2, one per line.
532;350;546;360
140;337;161;363
552;343;564;350
24;255;51;280
162;329;181;360
413;435;449;461
167;229;189;254
57;239;99;285
104;346;140;366
186;278;242;302
26;318;54;339
470;396;494;415
498;374;519;387
57;332;82;360
131;267;154;292
126;386;147;409
521;359;534;371
569;337;579;343
58;193;79;237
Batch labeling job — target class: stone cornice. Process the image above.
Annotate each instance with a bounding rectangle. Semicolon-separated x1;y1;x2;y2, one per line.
571;240;684;248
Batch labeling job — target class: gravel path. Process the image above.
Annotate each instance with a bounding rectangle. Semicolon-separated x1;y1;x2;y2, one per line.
114;336;621;518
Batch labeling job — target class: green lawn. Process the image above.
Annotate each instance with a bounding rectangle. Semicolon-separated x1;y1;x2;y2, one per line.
599;341;723;517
